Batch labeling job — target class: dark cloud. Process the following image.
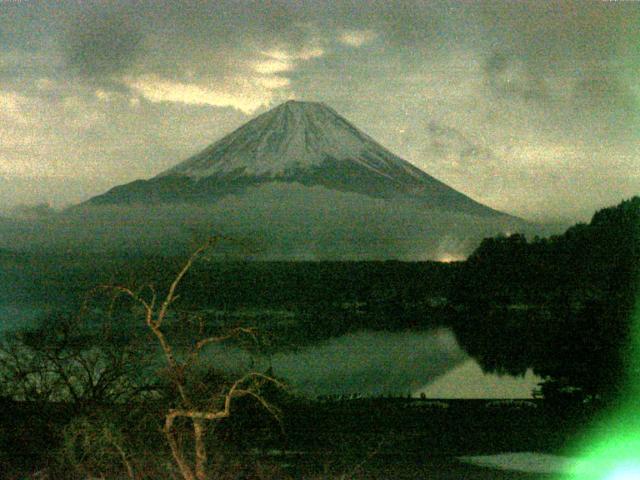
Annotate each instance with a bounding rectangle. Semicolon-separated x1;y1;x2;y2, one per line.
575;72;636;109
478;2;639;110
62;4;144;79
573;72;638;137
375;1;445;48
478;1;638;65
484;52;548;101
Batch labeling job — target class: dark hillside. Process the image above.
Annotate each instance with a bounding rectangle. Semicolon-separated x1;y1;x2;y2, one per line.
451;197;640;400
1;255;461;348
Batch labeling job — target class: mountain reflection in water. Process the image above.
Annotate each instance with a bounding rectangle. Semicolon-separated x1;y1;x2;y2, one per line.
267;328;541;398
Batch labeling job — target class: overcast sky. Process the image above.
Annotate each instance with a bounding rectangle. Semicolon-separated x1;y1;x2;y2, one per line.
1;0;638;221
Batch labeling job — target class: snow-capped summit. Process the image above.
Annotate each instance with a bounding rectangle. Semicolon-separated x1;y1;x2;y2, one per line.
159;100;425;181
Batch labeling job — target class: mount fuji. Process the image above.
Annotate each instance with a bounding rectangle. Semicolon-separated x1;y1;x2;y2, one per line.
66;101;528;259
87;101;509;218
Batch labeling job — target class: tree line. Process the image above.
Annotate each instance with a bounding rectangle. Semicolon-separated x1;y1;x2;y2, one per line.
451;196;640;401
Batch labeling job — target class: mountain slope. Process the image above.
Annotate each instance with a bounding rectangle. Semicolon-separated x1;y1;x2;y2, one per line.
86;101;510;218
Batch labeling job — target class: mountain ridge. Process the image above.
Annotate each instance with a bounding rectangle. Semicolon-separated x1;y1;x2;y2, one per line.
85;100;514;219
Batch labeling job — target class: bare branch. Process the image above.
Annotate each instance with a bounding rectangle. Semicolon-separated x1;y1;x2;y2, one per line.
167;408;230;422
164;414;197;480
188;327;258;365
103;427;135;480
92;237;286;480
234;388;283;427
157;238;216;327
97;285;152;315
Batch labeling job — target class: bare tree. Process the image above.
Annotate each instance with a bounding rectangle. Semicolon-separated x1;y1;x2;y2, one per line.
101;238;283;480
62;413;136;480
0;311;156;405
0;308;159;479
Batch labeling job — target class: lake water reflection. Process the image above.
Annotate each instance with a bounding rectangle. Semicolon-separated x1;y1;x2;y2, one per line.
0;305;542;400
268;328;542;399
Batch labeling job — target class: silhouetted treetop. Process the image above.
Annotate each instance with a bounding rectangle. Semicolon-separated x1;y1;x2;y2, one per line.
451;196;640;400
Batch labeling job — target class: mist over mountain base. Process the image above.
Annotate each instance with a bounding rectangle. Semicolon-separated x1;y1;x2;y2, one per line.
3;183;531;259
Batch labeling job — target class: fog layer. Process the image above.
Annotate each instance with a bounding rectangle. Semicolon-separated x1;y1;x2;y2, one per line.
0;184;535;260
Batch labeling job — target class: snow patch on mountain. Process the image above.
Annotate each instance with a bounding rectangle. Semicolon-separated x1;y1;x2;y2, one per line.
158;100;426;181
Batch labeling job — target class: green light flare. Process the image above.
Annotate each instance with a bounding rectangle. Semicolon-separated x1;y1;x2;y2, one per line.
603;463;640;480
562;291;640;480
